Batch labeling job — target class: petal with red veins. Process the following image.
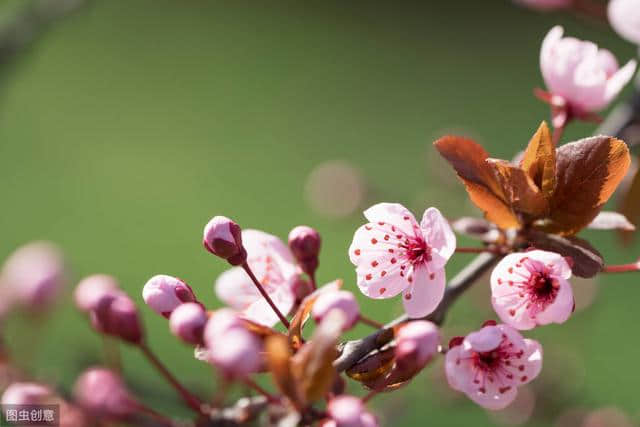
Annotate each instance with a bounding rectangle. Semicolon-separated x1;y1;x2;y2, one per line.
363;203;420;236
402;265;445;318
420;207;456;270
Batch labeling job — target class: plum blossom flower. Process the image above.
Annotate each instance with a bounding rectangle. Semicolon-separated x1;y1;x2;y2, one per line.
142;274;198;318
491;250;574;330
514;0;571;10
540;26;637;120
312;290;360;331
215;229;298;326
203;309;262;378
325;395;379;427
445;322;543;410
608;0;640;45
349;203;456;318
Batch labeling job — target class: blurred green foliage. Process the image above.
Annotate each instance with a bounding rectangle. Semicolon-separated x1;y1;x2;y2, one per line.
0;1;638;425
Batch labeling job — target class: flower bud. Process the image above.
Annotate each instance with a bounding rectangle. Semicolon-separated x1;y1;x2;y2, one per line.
91;294;143;344
74;274;121;312
327;396;379;427
312;290;359;331
0;241;66;310
142;275;198;318
288;226;321;275
395;321;439;370
203;216;246;265
1;382;56;405
169;302;207;345
291;277;314;305
73;367;137;420
203;309;261;378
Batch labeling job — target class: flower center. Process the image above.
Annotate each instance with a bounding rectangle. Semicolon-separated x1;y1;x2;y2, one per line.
527;271;558;304
404;238;432;264
474;350;501;370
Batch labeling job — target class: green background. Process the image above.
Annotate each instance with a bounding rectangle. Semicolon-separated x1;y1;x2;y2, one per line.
0;1;638;425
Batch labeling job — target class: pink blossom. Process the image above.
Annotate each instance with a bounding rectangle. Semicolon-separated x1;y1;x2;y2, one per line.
513;0;571;10
90;294;144;343
445;323;543;410
326;396;379;427
74;274;121;312
215;229;297;327
203;216;247;265
491;250;574;330
349;203;456;318
609;0;640;45
1;382;55;405
540;26;637;115
312;290;360;331
395;320;440;368
142;274;198;318
203;309;262;378
73;367;137;419
288;225;322;275
0;241;66;309
169;302;207;345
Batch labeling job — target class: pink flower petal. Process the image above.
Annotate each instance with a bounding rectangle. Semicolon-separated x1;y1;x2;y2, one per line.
402;265;445;318
464;326;503;353
420;207;456;271
363;203;420;236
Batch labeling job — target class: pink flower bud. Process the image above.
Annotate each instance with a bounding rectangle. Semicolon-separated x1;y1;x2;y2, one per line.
312;290;360;331
169;302;207;345
1;382;55;405
142;275;198;318
203;216;247;265
203;309;262;378
0;241;66;309
395;321;440;370
73;367;137;420
292;277;314;304
74;274;121;312
288;225;321;275
608;0;640;45
91;294;143;344
327;396;379;427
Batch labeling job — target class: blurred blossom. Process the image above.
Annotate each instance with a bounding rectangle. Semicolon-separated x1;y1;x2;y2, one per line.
1;382;56;405
395;320;440;369
305;160;366;218
487;386;536;426
583;407;634;427
90;293;143;344
169;302;207;345
312;290;360;331
215;229;297;327
445;323;542;410
73;367;137;420
0;241;67;310
74;274;121;312
540;26;637;118
608;0;640;45
513;0;571;10
142;274;198;318
326;395;379;427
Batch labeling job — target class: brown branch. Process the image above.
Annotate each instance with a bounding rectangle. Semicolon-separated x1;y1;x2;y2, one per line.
333;252;499;372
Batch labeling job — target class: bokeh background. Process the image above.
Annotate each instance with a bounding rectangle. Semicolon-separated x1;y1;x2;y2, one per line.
0;0;639;426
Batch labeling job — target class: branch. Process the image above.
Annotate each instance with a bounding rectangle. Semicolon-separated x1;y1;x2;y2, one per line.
208;396;269;426
333;252;499;372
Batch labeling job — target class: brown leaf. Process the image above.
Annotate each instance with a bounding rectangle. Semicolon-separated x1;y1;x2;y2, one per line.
587;211;635;231
619;163;640;244
525;230;603;278
520;121;556;200
435;136;521;229
290;310;343;403
345;348;395;384
242;319;286;339
540;136;631;235
487;159;549;217
265;335;302;406
288;280;342;350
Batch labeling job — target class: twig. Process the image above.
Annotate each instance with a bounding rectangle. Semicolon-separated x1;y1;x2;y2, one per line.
242;263;291;328
209;395;269;425
333;253;499;372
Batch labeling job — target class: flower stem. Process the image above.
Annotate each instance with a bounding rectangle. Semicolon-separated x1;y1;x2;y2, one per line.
138;343;204;414
455;246;505;254
362;389;380;403
310;272;318;291
241;263;291;328
602;263;640;273
359;315;383;329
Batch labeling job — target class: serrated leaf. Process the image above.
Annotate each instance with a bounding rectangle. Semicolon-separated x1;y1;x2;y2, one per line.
526;230;604;278
540;136;631;235
520;121;555;200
